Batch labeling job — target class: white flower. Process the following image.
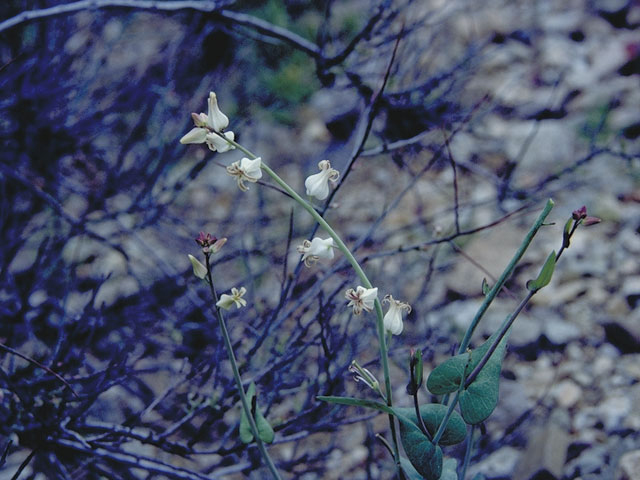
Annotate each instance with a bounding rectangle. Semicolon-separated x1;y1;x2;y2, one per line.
205;131;235;153
180;92;235;152
345;286;378;315
305;160;339;200
216;287;247;310
188;254;207;279
296;237;335;267
226;157;263;191
382;295;411;335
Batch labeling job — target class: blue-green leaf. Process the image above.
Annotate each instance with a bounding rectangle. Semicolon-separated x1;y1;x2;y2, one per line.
458;332;510;425
398;418;443;480
239;383;275;444
393;404;466;446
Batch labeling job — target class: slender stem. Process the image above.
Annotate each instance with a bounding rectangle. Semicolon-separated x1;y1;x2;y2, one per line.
204;255;282;480
228;138;401;466
457;199;554;353
460;424;475;480
464;290;533;388
432;390;460;446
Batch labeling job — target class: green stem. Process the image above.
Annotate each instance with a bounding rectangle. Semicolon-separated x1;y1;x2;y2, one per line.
432;390;460;446
205;256;282;480
457;199;554;353
228;138;401;466
460;424;475;480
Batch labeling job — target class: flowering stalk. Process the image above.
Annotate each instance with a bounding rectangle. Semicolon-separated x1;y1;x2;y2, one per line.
203;253;282;480
225;135;401;465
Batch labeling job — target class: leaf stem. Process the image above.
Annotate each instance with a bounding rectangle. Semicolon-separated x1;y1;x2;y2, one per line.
457;199;554;353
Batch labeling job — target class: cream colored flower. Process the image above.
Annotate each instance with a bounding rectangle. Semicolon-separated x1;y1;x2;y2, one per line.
187;254;207;279
216;287;247;310
305;160;339;200
296;237;335;267
382;295;411;335
345;286;378;315
226;157;263;191
180;92;235;152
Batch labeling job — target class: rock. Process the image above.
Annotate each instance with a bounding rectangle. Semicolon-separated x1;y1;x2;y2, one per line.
597;393;632;431
617;449;640;480
471;446;521;479
513;409;571;480
543;319;582;345
551;380;582;408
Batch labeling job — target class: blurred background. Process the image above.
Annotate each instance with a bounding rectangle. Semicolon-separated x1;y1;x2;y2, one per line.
0;0;639;478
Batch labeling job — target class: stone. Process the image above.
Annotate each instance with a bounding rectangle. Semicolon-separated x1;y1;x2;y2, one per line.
616;449;640;480
470;446;521;478
513;409;571;479
551;380;582;408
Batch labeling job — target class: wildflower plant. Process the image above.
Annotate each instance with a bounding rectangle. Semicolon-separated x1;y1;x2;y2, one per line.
182;92;601;479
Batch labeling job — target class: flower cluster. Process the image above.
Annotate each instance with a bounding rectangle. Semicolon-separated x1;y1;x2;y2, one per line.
180;92;235;153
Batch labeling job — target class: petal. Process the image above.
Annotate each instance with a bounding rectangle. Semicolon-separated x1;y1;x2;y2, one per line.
206;131;235;152
216;294;234;310
188;254;208;279
308;237;334;260
180;127;208;144
207;91;230;132
240;157;263;181
305;171;330;200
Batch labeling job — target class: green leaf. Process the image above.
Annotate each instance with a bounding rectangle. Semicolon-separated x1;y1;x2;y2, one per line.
239;383;275;444
393;404;466;446
398;418;443;480
458;332;510;425
426;352;470;395
526;250;556;292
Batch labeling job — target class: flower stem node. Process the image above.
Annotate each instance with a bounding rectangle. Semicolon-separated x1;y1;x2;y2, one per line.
188;254;208;279
216;287;247;310
345;286;378;315
305;160;339;200
382;295;411;335
226;157;263;191
296;237;335;267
